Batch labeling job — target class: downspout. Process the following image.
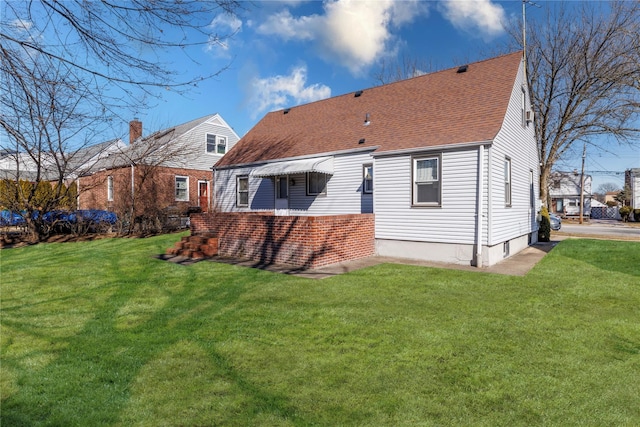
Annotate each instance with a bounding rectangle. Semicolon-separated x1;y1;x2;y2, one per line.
130;163;135;224
76;178;80;210
475;144;485;267
211;166;216;212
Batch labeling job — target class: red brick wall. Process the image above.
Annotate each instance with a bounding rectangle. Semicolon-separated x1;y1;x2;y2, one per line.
191;212;375;269
78;166;211;215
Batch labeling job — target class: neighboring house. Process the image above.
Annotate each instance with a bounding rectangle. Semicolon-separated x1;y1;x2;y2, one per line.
548;171;592;217
625;168;640;210
78;114;239;219
198;52;539;268
0;139;125;184
604;191;619;205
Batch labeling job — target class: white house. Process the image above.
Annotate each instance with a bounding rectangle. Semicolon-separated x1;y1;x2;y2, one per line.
548;171;592;217
206;52;540;268
78;114;240;214
626;168;640;210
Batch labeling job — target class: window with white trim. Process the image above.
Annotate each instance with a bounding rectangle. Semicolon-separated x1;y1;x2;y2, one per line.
236;176;249;207
175;176;189;201
206;134;227;155
307;172;328;196
529;169;535;208
363;164;373;194
412;155;440;206
107;176;114;201
504;157;512;207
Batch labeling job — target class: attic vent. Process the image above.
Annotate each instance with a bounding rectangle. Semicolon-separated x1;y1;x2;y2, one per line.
354;90;363;97
283;108;290;114
457;65;468;73
359;138;366;144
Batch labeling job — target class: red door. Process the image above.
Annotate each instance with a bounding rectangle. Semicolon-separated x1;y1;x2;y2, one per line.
198;181;209;213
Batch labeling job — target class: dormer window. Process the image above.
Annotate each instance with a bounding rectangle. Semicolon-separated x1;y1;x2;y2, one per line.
206;134;227;155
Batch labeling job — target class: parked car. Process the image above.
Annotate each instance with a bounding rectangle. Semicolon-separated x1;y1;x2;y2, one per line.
550;213;562;231
1;209;116;232
0;210;25;226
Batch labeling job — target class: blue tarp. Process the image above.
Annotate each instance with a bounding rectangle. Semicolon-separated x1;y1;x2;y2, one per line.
1;209;117;226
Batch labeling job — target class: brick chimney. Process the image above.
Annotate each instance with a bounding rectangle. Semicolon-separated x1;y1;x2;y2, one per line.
129;119;142;144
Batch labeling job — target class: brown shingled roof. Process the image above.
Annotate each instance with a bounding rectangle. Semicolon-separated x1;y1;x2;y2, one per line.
217;52;523;167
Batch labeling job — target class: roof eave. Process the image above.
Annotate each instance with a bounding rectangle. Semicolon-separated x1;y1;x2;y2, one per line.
371;139;494;158
214;145;379;170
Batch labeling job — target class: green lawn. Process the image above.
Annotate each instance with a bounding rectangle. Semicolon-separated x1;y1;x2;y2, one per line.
1;234;639;426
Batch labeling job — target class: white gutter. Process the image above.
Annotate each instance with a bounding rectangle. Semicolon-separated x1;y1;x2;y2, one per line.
475;144;485;267
373;139;493;158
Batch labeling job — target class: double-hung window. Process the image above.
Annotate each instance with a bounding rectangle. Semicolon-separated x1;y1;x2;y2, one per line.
363;164;373;194
175;176;189;201
307;172;327;196
206;134;227;155
412;155;440;206
236;176;249;207
504;157;512;207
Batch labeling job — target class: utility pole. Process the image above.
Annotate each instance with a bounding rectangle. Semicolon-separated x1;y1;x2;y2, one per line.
579;144;586;224
522;0;540;85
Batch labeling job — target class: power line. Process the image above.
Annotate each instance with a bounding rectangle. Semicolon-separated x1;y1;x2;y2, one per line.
586;170;625;176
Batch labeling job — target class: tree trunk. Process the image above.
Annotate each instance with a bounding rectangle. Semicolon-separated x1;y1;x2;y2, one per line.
539;164;551;208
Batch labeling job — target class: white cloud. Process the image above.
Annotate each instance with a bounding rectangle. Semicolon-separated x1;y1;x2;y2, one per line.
206;13;243;53
256;9;318;41
11;19;33;32
248;65;331;118
438;0;506;39
255;0;428;76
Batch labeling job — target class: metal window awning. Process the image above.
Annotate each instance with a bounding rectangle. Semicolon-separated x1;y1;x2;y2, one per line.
250;156;334;177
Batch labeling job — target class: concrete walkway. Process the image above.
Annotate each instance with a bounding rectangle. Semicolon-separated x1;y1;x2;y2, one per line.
160;239;563;279
294;240;561;279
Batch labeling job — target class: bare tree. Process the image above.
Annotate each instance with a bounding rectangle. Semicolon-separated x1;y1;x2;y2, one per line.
1;1;242;110
0;44;112;240
509;1;640;205
1;1;243;240
79;120;215;235
597;182;621;194
371;55;439;86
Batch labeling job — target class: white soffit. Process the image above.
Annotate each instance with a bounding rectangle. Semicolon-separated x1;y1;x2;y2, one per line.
250;156;334;177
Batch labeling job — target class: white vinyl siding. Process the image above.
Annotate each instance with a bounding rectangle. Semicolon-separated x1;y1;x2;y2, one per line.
161;115;240;171
489;59;539;245
289;151;374;215
215;151;375;215
375;149;486;245
175;176;189;201
214;167;273;212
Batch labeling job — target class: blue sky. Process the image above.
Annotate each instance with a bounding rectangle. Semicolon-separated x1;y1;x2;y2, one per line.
149;0;517;137
5;0;635;191
134;0;635;192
